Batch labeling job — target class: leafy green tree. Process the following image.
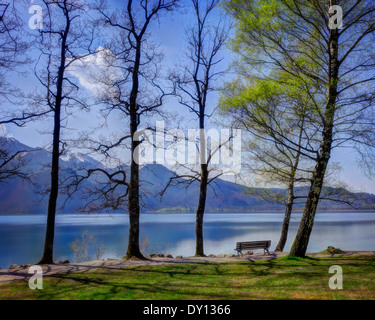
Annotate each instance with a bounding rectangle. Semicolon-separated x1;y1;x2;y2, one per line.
224;0;375;257
220;74;317;252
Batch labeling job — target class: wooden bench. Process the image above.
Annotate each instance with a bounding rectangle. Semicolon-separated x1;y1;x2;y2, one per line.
235;240;271;255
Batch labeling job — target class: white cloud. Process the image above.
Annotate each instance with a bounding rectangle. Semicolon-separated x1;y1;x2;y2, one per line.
0;124;13;138
67;47;123;97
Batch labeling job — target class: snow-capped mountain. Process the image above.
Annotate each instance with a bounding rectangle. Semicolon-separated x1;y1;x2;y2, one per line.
0;136;374;214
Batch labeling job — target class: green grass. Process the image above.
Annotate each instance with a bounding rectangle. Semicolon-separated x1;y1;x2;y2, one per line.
1;255;375;300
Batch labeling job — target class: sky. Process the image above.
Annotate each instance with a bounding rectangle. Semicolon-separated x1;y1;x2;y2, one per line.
2;0;375;194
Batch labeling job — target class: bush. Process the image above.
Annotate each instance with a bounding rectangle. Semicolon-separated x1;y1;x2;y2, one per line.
69;230;106;263
326;246;344;255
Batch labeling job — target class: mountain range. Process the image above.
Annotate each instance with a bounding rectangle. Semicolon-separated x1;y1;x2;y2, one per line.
0;136;374;214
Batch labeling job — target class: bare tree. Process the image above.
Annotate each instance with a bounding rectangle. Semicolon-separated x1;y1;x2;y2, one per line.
66;0;179;259
69;230;106;262
0;136;30;183
0;1;28;101
166;0;229;257
35;0;96;264
0;1;36;182
0;1;50;125
65;167;130;213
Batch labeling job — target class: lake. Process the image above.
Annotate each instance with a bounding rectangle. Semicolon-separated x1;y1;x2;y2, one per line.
0;211;374;269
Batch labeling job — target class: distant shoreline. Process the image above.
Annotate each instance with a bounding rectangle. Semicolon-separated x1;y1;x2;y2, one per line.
1;209;375;216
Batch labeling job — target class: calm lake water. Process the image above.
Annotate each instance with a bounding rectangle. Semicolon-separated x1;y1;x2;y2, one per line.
0;211;374;268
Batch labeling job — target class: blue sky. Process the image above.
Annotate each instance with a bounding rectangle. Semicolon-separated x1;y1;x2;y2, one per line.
2;0;375;194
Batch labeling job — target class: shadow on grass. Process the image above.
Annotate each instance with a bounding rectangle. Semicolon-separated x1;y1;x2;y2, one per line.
2;255;375;300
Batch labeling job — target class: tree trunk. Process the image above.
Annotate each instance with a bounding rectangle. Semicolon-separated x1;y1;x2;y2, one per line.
38;17;69;264
124;116;144;259
275;183;294;252
125;155;144;259
124;40;144;260
275;112;305;253
38;110;61;264
195;163;208;257
288;155;329;257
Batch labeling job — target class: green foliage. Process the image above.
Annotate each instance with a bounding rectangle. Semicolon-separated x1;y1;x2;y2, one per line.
281;256;307;262
218;0;329;194
326;246;345;255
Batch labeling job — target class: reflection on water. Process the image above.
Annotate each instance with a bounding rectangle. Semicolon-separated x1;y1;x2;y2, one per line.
0;212;374;268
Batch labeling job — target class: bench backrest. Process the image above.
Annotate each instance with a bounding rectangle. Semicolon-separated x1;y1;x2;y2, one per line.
236;240;271;250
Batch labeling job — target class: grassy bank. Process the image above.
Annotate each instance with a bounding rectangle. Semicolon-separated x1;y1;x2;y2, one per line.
1;255;375;300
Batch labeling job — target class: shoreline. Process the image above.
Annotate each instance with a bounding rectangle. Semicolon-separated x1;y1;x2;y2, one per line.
1;251;374;285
